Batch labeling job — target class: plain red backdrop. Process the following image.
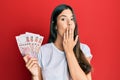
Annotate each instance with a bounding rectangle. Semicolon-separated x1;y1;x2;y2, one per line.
0;0;120;80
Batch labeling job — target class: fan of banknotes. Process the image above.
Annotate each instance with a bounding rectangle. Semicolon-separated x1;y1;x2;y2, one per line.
15;32;44;58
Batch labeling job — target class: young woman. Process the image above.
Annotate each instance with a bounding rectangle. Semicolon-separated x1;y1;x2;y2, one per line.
23;4;93;80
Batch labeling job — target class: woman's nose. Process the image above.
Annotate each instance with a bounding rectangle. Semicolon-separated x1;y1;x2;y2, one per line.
67;20;72;26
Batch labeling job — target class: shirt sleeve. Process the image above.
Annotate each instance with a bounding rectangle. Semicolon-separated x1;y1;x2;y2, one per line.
80;43;93;58
37;47;43;68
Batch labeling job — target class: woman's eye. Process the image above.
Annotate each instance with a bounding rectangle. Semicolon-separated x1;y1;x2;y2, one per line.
61;18;65;21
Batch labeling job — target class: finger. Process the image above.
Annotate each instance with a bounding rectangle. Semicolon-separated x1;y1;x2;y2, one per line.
26;60;38;70
23;54;30;63
68;28;71;39
26;59;38;70
71;28;74;39
26;58;37;66
74;35;78;45
63;32;65;41
26;58;38;69
66;28;68;39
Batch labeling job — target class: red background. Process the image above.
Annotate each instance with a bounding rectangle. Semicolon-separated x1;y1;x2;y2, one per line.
0;0;120;80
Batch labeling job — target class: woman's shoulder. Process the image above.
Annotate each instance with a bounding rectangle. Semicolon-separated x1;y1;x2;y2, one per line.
80;43;90;49
80;42;93;58
41;43;52;47
41;43;53;50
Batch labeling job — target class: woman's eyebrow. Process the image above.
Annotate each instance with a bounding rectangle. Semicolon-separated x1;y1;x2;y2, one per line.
59;15;74;18
59;15;67;18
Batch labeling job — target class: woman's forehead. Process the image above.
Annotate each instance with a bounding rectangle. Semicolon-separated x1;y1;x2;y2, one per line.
58;9;73;18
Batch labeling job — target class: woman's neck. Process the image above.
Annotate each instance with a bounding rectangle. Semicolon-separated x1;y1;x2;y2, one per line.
54;36;64;51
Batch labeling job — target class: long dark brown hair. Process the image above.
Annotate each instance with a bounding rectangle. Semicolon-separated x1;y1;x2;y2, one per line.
48;4;92;74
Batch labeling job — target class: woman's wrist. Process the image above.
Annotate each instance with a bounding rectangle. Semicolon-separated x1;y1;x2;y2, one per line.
65;50;74;55
32;75;39;80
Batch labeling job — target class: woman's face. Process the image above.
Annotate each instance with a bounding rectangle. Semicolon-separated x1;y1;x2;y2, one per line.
56;9;75;38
